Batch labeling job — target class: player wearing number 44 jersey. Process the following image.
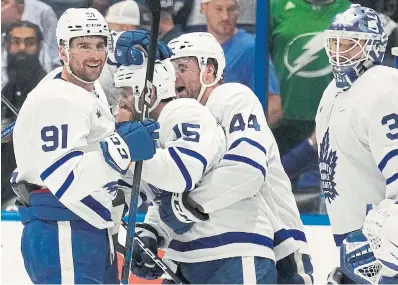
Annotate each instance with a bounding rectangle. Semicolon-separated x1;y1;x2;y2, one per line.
9;7;173;284
316;4;398;284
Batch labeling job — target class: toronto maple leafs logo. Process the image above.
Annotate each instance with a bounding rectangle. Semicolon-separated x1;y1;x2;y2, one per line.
319;128;339;203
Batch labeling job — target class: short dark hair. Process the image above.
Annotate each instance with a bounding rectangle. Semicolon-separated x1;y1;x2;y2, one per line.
5;20;43;43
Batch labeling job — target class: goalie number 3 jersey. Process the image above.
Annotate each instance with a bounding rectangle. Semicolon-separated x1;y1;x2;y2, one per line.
315;66;398;246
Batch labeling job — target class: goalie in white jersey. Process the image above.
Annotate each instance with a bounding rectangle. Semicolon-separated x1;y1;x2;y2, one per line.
9;8;168;284
316;4;398;284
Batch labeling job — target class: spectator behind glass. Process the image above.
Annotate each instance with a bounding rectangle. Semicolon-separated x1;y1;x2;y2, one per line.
200;0;282;128
89;0;112;16
159;0;183;44
1;21;47;209
105;0;140;32
185;0;256;33
22;0;60;71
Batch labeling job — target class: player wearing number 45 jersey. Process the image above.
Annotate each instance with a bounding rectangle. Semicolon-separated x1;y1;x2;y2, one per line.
316;4;398;284
9;7;172;284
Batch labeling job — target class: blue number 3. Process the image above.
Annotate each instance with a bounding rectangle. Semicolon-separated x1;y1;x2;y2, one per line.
382;113;398;140
41;124;68;152
173;123;200;142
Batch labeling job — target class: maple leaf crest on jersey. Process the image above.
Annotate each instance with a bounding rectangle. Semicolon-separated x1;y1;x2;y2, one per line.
319;128;339;203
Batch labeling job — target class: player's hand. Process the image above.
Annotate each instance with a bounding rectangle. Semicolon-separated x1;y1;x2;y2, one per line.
111;30;173;66
131;223;164;280
327;267;344;284
100;119;159;174
156;191;209;235
117;119;159;161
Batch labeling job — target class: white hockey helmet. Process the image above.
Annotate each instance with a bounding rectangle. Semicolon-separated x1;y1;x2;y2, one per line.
112;59;176;114
56;8;110;83
168;32;226;102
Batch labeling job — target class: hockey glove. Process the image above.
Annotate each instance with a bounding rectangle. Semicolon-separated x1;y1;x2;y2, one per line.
157;191;209;234
131;223;164;280
362;200;398;277
100;119;159;174
110;30;173;66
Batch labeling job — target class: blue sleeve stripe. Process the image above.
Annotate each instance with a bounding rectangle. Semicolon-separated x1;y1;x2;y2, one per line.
386;173;398;185
378;149;398;172
81;195;111;221
40;151;84;181
274;229;307;246
176;147;207;174
289;229;307;242
168;147;192;191
223;154;266;177
229;137;267;155
169;232;273;252
273;229;291;246
54;171;75;199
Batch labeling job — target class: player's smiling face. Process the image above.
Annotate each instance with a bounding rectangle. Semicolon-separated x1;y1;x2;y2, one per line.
68;36;107;82
171;57;201;100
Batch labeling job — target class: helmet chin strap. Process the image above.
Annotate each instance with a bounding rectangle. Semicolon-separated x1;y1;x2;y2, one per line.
197;68;219;103
65;51;95;84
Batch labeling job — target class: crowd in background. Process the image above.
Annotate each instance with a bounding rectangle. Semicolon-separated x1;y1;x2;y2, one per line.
1;0;398;213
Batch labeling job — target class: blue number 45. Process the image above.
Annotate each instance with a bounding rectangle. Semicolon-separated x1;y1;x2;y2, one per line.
173;123;200;142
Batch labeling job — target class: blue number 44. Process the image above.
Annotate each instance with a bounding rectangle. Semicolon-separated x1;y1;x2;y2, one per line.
41;124;68;152
230;113;261;133
173;123;200;142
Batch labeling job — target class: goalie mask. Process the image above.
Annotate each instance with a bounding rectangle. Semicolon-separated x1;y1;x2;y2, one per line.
110;59;176;121
324;4;388;89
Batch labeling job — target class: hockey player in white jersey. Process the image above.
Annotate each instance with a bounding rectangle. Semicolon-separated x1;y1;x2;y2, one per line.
165;32;313;284
109;60;276;284
316;4;398;284
10;8;164;284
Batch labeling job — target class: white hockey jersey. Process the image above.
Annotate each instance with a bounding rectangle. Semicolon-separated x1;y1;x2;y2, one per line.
199;83;308;260
12;69;121;229
315;66;398;246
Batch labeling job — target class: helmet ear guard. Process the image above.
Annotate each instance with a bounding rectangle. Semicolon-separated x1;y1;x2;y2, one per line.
112;59;177;116
168;32;226;102
56;8;111;84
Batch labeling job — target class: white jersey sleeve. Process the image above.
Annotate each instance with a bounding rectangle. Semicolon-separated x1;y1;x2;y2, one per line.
140;98;226;193
13;78;120;206
190;83;271;212
355;67;398;201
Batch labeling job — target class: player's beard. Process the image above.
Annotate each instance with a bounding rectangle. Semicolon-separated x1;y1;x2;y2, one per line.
176;85;201;100
69;59;105;82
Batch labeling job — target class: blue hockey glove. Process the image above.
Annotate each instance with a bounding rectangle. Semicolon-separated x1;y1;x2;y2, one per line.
131;223;164;280
112;30;173;66
100;119;159;174
156;191;209;234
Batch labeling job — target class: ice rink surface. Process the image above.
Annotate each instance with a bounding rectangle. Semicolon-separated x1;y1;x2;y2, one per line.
1;221;339;284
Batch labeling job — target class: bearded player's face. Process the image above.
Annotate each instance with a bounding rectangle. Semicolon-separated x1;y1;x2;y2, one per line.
68;36;107;82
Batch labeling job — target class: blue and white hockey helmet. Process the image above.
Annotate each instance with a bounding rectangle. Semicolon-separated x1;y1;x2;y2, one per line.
110;59;176;116
324;4;388;89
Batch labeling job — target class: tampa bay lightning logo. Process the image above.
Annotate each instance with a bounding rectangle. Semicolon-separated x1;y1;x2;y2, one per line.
319;128;339;203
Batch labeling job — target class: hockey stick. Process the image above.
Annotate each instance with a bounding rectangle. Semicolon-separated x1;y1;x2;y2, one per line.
392;47;398;69
1;94;19;140
121;221;184;284
121;1;162;283
1;94;19;115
